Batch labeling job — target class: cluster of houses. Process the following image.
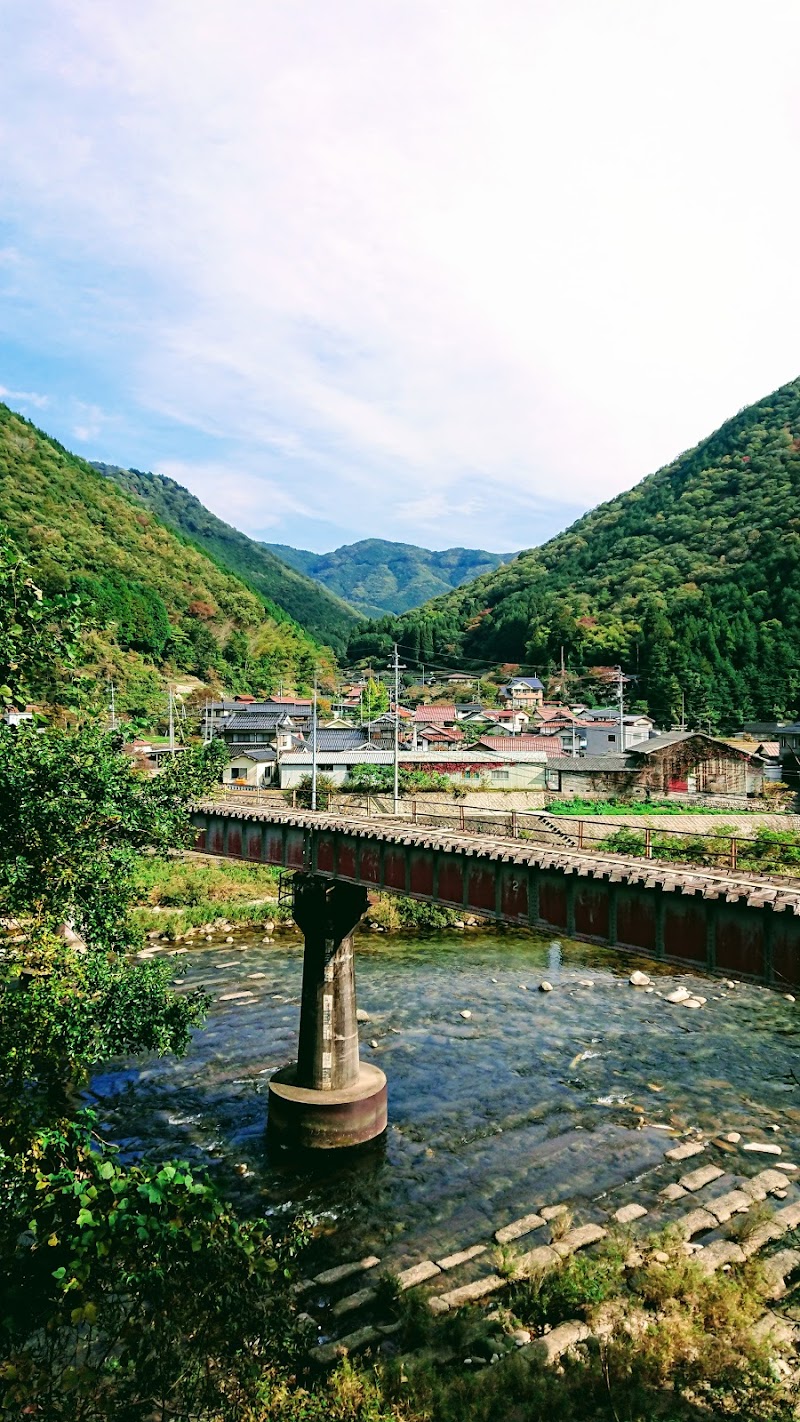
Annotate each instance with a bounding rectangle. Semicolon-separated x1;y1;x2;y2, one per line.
206;676;771;801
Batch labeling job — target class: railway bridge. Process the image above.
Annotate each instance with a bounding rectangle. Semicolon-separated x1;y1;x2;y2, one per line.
191;801;800;1151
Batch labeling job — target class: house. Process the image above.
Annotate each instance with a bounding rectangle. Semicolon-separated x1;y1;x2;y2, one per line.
2;706;34;726
223;747;277;788
277;746;547;791
478;734;564;755
416;724;465;750
458;706;530;734
632;732;763;796
202;698;313;740
220;710;299;752
498;676;544;709
582;715;655;755
412;704;459;728
545;732;764;799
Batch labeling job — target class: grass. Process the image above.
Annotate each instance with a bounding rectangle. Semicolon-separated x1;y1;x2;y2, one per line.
598;825;800;875
547;796;757;817
132;854;289;938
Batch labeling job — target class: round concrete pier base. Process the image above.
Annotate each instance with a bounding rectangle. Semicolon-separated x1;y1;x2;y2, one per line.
267;1062;387;1151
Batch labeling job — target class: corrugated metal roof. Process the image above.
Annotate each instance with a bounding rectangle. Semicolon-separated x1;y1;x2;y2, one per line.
552;755;634;771
479;734;564;753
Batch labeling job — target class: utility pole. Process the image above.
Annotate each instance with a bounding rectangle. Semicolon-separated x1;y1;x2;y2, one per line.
421;663;425;691
617;667;625;752
392;643;404;816
109;680;117;732
311;668;318;811
168;686;175;752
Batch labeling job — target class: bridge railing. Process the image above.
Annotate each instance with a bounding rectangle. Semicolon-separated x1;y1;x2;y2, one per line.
208;787;797;876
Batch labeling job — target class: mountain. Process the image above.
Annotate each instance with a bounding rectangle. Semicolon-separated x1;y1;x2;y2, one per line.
0;403;331;714
263;537;513;617
350;377;800;729
94;464;358;654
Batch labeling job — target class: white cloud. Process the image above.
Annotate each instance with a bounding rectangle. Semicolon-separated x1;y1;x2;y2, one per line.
1;0;799;548
0;385;49;409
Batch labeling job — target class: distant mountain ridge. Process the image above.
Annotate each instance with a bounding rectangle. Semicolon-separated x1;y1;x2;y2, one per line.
93;464;358;654
263;537;514;618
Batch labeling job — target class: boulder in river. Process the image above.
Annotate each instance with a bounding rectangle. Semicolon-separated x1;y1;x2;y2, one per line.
630;971;651;987
539;981;553;993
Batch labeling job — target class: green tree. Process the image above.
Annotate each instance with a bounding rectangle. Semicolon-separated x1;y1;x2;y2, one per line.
362;677;389;718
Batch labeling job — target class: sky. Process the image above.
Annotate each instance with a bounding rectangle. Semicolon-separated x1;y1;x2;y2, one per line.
1;2;799;555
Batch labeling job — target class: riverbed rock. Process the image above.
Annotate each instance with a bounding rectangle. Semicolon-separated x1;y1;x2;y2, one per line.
743;1142;782;1155
437;1274;507;1308
664;986;691;1003
436;1244;487;1270
459;1010;472;1020
356;1009;370;1023
495;1212;546;1245
665;1139;705;1162
705;1188;752;1223
225;935;234;943
552;1224;607;1258
539;981;553;993
396;1260;441;1290
629;971;651;987
680;1164;724;1192
313;1255;380;1287
613;1202;648;1224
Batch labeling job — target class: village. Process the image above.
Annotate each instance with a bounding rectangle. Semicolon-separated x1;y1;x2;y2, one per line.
106;668;792;808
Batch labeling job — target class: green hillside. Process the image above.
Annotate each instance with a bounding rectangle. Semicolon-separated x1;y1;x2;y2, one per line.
95;464;358;654
0;404;329;715
350;377;800;729
264;537;512;617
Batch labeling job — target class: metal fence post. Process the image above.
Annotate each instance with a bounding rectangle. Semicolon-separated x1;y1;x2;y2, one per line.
730;837;737;871
459;804;466;832
511;810;518;838
645;827;652;860
412;799;418;824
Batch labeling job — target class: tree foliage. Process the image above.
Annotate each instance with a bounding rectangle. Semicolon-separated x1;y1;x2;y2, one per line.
0;404;334;713
265;536;512;618
96;462;357;655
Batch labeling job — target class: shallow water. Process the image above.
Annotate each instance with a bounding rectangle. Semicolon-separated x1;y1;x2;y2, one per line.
89;928;800;1272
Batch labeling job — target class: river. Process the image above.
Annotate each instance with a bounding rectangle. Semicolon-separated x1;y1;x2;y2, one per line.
89;927;800;1275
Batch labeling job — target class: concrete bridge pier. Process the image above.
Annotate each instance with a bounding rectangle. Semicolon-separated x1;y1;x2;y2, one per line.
267;875;387;1150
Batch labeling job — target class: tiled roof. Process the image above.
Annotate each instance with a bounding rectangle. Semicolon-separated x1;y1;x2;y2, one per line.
418;725;464;741
222;712;291;731
412;704;457;721
312;729;371;751
225;746;276;762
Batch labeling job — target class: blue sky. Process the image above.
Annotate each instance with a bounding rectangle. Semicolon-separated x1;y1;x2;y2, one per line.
2;1;800;554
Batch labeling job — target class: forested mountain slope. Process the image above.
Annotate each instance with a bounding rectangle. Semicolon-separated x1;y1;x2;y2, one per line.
264;537;512;617
95;464;358;654
0;405;328;713
350;378;800;728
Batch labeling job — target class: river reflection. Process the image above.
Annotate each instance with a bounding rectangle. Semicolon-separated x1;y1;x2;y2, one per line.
89;928;800;1271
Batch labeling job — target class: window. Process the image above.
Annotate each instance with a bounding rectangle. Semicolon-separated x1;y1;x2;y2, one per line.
232;766;248;779
491;770;509;781
607;734;616;743
545;767;561;791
